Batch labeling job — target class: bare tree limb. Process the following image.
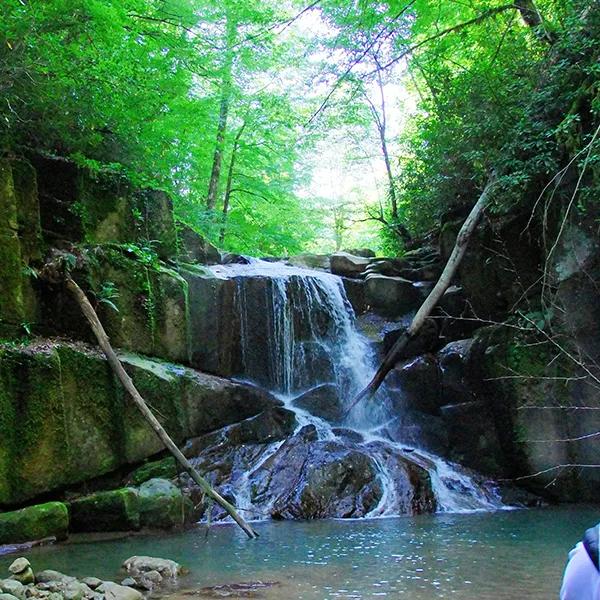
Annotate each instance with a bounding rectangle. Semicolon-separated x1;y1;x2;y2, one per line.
64;276;259;540
346;176;497;414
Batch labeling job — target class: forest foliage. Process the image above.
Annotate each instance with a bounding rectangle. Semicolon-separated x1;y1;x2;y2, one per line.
1;0;598;255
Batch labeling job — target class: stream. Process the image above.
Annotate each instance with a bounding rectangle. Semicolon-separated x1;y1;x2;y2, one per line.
1;507;594;599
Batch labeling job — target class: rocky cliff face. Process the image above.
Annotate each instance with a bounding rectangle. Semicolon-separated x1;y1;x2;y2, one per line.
0;153;596;546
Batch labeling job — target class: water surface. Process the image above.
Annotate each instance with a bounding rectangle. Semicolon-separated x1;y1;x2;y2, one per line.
2;507;597;599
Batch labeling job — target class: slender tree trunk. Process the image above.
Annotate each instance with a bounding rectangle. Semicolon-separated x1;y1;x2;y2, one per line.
346;177;497;413
219;122;245;244
515;0;554;43
64;277;258;540
206;14;237;210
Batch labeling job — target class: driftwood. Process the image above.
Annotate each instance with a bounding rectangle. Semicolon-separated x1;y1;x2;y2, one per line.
64;276;259;540
347;178;497;414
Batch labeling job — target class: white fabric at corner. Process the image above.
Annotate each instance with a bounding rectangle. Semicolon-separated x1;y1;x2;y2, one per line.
560;542;600;600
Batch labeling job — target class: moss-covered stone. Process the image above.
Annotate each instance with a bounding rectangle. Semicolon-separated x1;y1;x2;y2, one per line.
0;502;68;543
69;488;140;532
0;339;279;506
129;457;177;486
0;161;27;333
138;478;189;529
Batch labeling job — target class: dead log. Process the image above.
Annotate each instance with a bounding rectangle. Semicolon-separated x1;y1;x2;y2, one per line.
347;177;497;414
64;276;259;540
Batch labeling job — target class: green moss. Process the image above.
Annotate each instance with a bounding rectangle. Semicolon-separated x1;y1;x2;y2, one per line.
69;488;140;532
129;457;177;486
0;502;69;543
138;478;187;529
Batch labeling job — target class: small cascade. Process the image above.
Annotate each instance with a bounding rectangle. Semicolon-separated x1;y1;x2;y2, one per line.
196;260;506;520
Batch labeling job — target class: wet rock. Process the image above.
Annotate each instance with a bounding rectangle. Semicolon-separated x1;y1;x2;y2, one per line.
438;339;475;405
97;582;143;600
292;384;343;422
81;579;102;591
364;274;422;317
342;248;375;258
0;593;20;600
378;410;448;455
7;560;33;586
0;580;24;600
0;503;68;545
220;253;251;265
383;318;440;359
441;401;504;475
387;355;442;415
341;277;366;314
330;252;370;278
138;479;190;529
69;488;140;533
194;580;279;597
436;285;479;342
184;407;297;458
36;570;75;584
331;428;364;443
122;556;181;579
292;342;335;389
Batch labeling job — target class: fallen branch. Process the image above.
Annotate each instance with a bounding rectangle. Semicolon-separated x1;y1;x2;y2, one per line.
64;276;259;540
347;177;497;414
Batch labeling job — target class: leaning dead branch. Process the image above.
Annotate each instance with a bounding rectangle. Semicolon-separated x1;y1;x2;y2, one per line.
39;257;258;540
348;177;497;413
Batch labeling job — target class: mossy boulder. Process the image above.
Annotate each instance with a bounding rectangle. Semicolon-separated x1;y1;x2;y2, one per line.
0;160;39;335
69;488;140;532
138;479;190;529
128;458;177;486
0;502;68;544
31;154;177;258
0;339;279;506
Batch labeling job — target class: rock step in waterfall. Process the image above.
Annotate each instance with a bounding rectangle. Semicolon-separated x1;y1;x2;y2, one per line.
179;258;510;522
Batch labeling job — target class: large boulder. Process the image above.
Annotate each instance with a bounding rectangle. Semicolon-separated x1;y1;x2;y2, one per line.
31;154;177;259
292;384;342;422
287;254;330;270
330;253;370;278
364;274;422;317
177;224;220;265
69;488;140;532
138;479;190;529
0;503;68;544
0;159;39;335
0;340;279;506
387;355;442;415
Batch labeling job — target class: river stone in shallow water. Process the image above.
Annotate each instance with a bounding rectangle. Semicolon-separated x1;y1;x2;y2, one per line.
122;556;181;579
0;580;24;600
97;582;142;600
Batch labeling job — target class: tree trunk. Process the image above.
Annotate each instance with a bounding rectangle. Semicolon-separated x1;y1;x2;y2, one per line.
219;122;245;244
347;177;496;413
515;0;554;43
206;14;238;210
64;277;259;540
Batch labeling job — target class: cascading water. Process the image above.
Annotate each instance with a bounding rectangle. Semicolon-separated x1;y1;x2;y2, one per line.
198;259;506;520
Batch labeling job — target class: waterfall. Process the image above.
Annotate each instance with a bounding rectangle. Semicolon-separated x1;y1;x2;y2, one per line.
205;260;506;518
